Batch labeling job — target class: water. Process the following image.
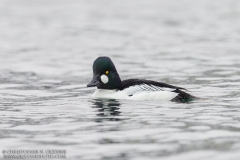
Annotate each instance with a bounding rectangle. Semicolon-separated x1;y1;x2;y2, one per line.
1;0;240;159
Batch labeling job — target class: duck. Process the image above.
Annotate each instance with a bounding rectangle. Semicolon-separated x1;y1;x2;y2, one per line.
87;56;196;102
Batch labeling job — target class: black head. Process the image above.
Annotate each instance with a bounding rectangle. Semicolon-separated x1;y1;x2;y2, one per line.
87;56;122;89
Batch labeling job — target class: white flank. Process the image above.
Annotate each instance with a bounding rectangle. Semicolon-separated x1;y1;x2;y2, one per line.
92;88;179;101
127;91;178;101
100;75;108;84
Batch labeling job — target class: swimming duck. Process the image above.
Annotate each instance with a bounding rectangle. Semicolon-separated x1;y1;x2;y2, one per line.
87;56;195;102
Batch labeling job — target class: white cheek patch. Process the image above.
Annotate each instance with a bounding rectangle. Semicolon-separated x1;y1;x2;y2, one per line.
100;75;109;84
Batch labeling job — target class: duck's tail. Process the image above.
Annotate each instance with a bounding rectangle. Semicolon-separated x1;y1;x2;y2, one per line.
171;89;198;103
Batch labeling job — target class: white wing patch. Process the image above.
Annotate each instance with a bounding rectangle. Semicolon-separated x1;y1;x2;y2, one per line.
123;84;176;96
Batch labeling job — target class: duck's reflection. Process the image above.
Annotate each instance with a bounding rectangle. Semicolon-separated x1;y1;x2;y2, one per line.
91;99;122;122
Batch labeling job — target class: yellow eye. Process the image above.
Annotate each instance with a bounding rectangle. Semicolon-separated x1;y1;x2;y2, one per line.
105;71;109;75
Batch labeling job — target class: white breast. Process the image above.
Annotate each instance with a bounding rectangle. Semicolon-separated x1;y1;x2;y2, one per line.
92;89;129;99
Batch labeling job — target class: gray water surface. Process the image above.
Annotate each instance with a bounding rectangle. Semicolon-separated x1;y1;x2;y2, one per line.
1;0;240;159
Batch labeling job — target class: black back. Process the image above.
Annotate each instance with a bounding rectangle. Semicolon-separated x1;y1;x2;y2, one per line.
119;79;186;91
119;79;195;102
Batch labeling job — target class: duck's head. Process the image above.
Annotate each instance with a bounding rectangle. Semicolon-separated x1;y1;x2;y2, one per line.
87;56;122;89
